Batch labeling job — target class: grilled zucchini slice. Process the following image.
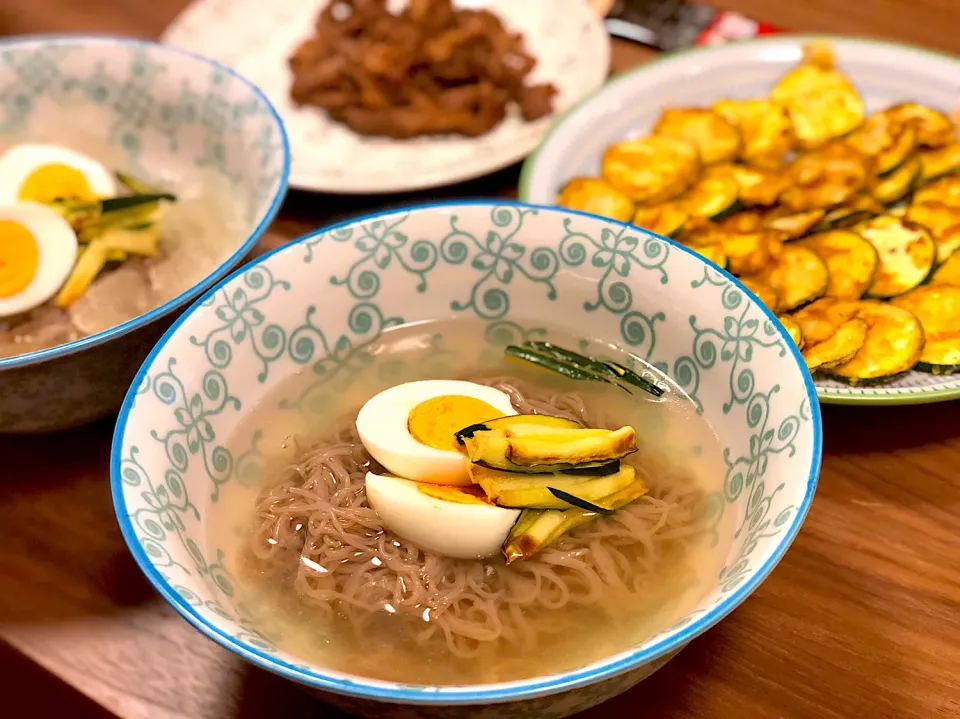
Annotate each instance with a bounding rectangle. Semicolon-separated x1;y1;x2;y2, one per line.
913;176;960;209
472;464;638;510
676;175;741;218
904;203;960;264
750;245;828;311
778;315;805;349
855;215;936;298
557;177;635;222
631;203;689;238
602;136;700;204
802;317;868;372
884;103;956;148
891;285;960;374
771;63;865;149
932;251;960;286
821;301;924;383
652;108;741;166
871;154;922;205
740;278;781;312
781;142;869;211
797;230;879;300
705;163;789;207
764;208;828;239
918;143;960;182
721;230;784;276
848;114;918;176
711;99;795;169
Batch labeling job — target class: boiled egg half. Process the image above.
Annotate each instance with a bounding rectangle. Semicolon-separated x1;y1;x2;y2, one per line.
0;143;116;205
356;379;517;486
0;202;78;317
365;472;520;559
357;379;521;559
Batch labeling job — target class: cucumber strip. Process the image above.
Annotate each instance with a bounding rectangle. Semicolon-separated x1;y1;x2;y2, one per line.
522;342;664;397
855;215;936;298
751;245;829;311
801;318;868;372
891;285;960;375
871;154;922;205
505;346;627;392
455;414;581;444
100;193;176;213
116;172;171;196
797;230;879;300
821;301;924;384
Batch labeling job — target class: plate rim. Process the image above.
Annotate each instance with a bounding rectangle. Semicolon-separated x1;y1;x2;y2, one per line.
518;32;960;406
162;0;612;195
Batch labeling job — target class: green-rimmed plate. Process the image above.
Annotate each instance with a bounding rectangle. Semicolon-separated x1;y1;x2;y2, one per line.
518;35;960;405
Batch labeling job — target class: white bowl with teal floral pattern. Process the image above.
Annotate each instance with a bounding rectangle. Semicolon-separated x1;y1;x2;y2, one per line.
0;35;289;433
111;201;822;718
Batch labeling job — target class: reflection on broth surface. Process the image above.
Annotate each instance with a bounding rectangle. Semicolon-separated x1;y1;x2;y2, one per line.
211;319;736;685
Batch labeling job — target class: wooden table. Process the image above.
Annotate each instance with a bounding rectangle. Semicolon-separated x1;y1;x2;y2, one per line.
1;2;959;718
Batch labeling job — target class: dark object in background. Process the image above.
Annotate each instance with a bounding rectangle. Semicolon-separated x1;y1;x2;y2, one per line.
604;0;782;51
289;0;558;140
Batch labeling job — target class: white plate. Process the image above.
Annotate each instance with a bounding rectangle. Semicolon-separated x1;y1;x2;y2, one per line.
519;35;960;406
163;0;610;194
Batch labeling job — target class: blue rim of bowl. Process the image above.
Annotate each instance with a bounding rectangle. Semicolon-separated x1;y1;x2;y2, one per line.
516;33;960;405
0;33;291;373
111;199;823;705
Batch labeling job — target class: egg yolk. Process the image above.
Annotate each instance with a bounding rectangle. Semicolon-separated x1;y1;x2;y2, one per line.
18;163;96;204
0;220;40;298
407;395;506;451
418;484;493;505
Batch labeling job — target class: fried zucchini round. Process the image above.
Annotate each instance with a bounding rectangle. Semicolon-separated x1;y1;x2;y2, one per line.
556;177;636;222
711;99;795;169
797;230;879;300
771;63;865;149
631;203;689;237
706;163;789;207
891;285;960;374
652;108;740;166
855;215;937;298
884;103;956;148
848;112;918;175
781;142;869;211
601;135;700;204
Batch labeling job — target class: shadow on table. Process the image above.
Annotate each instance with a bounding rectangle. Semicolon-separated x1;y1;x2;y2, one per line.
0;415;158;623
820;401;959;454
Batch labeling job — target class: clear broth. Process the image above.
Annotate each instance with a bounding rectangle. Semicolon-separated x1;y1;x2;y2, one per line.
210;318;736;685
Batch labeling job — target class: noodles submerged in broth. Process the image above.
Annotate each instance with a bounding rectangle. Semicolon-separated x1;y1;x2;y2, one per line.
213;322;733;685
